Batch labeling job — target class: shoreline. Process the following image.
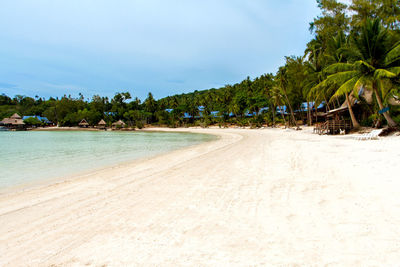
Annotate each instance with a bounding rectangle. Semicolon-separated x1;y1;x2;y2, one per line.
0;128;224;196
1;128;400;265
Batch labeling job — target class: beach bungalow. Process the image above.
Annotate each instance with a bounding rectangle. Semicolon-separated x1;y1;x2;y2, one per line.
314;101;356;135
112;120;126;129
0;113;25;130
276;106;288;115
78;119;89;128
97;119;107;129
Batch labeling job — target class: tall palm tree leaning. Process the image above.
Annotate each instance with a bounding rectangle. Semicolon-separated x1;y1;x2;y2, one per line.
276;66;298;128
319;19;399;128
271;85;287;126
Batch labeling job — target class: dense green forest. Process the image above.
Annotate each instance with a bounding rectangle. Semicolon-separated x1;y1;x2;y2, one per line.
1;0;400;129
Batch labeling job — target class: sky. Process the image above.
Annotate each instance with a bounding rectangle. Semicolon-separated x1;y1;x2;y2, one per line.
0;0;321;100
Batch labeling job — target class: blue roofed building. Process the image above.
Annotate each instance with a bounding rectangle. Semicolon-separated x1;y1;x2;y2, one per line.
183;113;192;119
210;111;222;118
104;112;117;116
314;102;325;110
244;110;257;117
258;107;269;114
276;105;288;115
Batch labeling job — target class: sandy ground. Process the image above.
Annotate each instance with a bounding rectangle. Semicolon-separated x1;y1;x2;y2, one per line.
1;127;400;266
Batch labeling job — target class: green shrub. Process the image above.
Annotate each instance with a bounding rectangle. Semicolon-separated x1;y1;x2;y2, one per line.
361;115;374;127
394;114;400;125
23;117;43;126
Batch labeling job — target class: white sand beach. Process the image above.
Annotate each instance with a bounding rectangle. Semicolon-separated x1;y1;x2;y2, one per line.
1;128;400;266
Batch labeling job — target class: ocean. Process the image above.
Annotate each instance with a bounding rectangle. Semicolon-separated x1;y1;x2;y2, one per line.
0;130;215;189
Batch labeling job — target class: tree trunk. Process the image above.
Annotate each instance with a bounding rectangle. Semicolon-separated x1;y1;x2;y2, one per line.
373;85;397;127
323;96;331;111
272;105;275;127
307;102;312;126
282;87;298;128
279;106;287;126
336;97;341;109
346;93;360;129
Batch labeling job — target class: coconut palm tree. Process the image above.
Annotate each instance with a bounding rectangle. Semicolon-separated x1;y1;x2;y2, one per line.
276;66;298;128
326;20;400;127
315;19;399;128
270;85;287;126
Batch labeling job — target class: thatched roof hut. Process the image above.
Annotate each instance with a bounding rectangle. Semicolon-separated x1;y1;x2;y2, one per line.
0;116;25;128
97;119;107;129
12;118;25;125
10;113;22;119
78;119;89;127
112;120;126;127
0;118;11;125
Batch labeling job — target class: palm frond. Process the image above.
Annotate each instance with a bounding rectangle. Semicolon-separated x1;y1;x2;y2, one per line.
325;71;359;86
354;60;375;72
324;63;354;74
330;77;359;100
378;79;397;101
387;67;400;75
374;69;397;79
384;42;400;66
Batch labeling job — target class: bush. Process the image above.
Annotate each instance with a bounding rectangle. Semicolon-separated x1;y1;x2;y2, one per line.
361;115;374;127
23;117;43;126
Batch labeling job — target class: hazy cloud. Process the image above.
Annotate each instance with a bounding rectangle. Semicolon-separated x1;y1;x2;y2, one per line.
0;0;320;99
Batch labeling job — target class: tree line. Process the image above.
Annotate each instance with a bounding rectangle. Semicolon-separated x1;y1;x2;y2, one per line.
1;0;400;129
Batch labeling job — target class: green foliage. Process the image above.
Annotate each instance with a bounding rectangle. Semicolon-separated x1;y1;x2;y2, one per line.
361;114;376;126
0;105;18;121
23;117;43;126
394;114;400;124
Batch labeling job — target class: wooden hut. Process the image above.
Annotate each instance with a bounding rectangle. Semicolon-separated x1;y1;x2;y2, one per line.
314;103;353;135
78;119;89;128
112;120;126;129
97;119;107;129
0;118;11;125
0;113;25;129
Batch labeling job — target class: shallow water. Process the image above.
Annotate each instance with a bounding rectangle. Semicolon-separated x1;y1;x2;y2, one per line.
0;131;215;189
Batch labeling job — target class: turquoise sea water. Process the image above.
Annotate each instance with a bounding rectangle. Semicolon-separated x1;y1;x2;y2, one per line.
0;131;215;189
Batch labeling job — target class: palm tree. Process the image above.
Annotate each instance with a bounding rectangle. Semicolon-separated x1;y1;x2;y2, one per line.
271;85;287;126
276;66;298;128
320;19;399;127
308;31;361;128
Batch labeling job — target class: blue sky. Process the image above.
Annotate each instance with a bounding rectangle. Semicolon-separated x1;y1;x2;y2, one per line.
0;0;320;100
